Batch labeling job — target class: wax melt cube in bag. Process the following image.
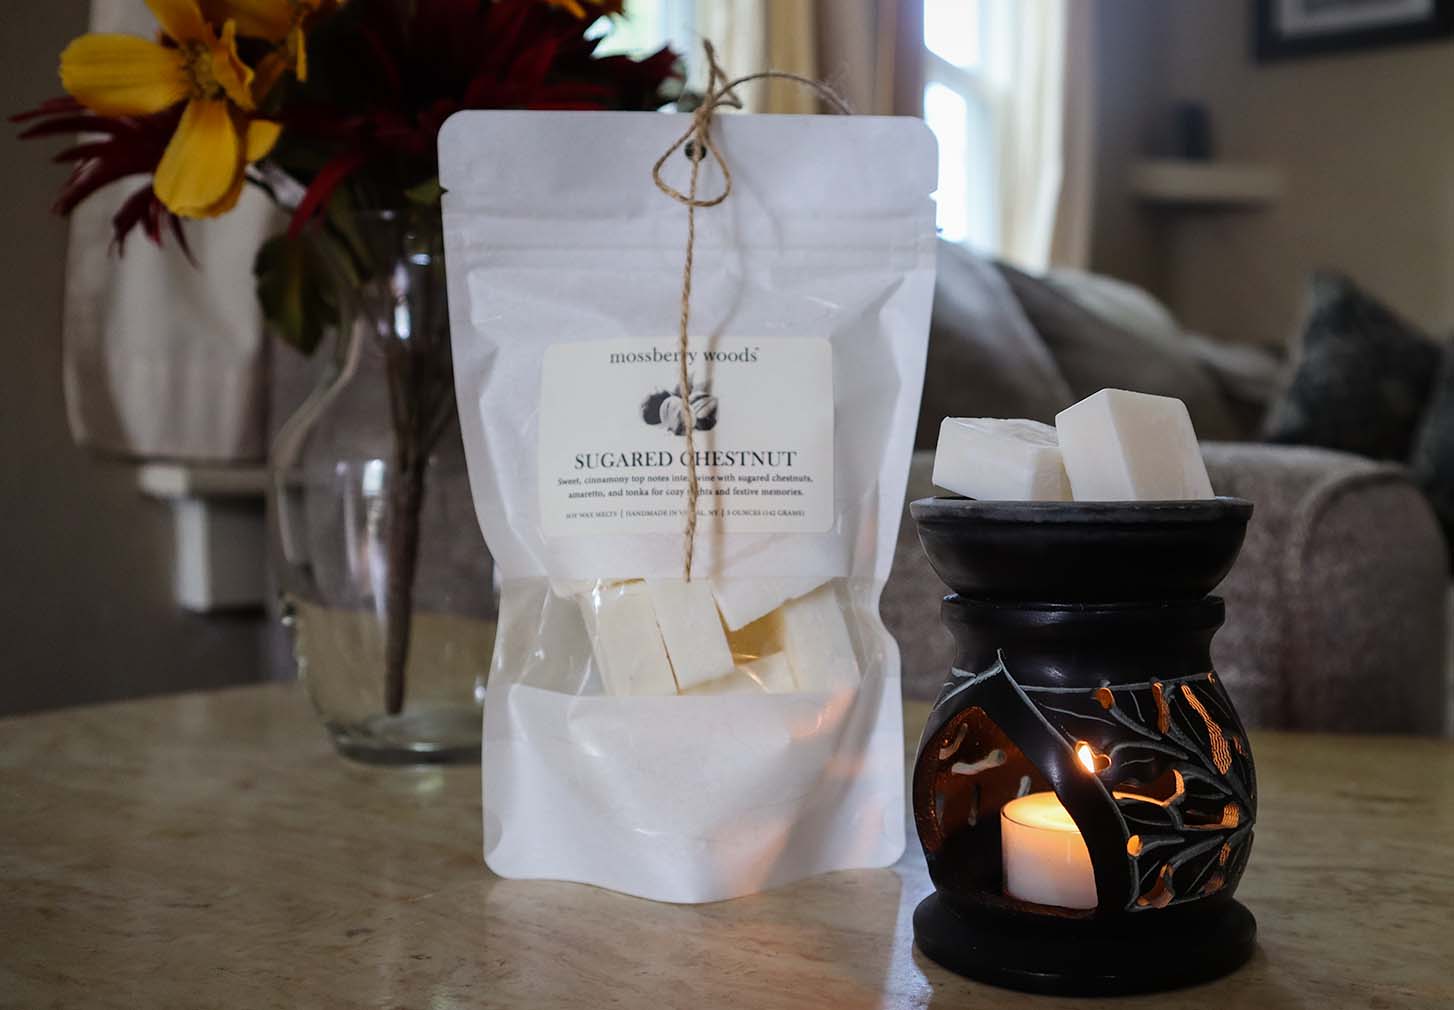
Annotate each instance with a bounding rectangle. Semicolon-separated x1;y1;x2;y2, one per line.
643;579;736;692
440;110;937;902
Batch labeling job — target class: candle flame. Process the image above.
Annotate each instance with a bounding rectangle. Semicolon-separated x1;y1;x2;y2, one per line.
1076;742;1097;773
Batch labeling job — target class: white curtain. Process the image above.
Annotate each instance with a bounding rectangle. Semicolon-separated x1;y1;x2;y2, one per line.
815;0;918;117
696;0;922;117
983;0;1095;271
1049;0;1095;269
692;0;818;113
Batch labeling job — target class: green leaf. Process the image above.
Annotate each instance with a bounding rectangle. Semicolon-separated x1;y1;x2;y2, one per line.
320;186;369;277
254;233;338;356
404;177;443;207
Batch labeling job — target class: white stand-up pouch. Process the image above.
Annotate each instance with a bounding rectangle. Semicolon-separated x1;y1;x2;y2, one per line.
439;109;938;902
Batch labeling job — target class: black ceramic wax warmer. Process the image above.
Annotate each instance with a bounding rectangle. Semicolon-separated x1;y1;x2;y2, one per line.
908;497;1258;997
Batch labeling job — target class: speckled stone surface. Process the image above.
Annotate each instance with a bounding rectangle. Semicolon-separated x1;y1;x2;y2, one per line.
3;683;1452;1008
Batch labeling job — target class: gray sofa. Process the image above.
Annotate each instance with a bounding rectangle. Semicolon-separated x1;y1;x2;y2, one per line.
885;244;1451;736
885;447;1450;736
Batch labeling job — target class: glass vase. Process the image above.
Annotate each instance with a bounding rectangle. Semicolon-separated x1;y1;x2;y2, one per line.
268;211;495;764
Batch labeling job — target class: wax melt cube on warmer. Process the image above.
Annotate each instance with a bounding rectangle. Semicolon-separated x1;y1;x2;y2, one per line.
577;582;678;696
932;418;1071;501
644;580;737;691
1055;389;1214;501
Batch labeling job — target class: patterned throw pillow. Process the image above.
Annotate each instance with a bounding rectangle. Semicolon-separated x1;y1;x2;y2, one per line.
1264;272;1442;460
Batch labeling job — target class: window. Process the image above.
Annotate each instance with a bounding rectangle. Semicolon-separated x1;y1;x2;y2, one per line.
592;0;696;65
600;1;1004;251
921;0;997;251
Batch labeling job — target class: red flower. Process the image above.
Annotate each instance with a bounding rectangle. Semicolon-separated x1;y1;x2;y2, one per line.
11;97;190;252
278;0;681;235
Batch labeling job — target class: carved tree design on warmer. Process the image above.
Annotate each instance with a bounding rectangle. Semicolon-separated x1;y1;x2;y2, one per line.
1022;667;1257;912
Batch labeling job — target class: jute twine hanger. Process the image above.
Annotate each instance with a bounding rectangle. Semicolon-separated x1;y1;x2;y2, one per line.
651;41;853;581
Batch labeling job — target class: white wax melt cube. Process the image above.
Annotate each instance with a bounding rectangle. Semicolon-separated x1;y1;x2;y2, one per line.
1055;389;1214;501
778;584;860;692
551;578;603;598
578;582;679;696
932;418;1071;501
686;670;761;695
740;652;797;694
726;611;782;663
710;576;828;632
644;579;736;692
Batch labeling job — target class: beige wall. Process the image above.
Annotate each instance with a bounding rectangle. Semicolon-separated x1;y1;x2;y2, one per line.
1092;0;1454;347
1;4;266;715
1090;0;1172;294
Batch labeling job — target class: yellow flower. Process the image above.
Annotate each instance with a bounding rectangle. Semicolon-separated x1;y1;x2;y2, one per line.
543;0;626;19
207;0;341;91
59;0;278;218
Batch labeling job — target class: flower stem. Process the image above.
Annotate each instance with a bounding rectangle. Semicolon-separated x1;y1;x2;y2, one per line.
383;426;426;717
373;217;453;718
378;346;453;717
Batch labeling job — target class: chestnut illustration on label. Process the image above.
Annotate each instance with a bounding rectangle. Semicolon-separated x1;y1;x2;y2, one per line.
641;378;718;435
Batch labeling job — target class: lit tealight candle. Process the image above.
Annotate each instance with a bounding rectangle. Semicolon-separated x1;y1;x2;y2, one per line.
1000;743;1103;909
1000;792;1097;909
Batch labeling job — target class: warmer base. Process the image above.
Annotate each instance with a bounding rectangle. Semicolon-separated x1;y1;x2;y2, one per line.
912;892;1256;997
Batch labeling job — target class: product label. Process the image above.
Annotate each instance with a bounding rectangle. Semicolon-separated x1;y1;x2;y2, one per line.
538;338;834;536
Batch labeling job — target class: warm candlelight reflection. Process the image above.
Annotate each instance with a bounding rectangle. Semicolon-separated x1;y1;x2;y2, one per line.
1074;740;1109;773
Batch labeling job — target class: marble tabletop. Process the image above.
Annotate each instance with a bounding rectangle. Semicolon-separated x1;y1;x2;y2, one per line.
2;683;1451;1009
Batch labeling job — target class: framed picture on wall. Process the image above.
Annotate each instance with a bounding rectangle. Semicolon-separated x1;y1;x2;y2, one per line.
1255;0;1454;60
